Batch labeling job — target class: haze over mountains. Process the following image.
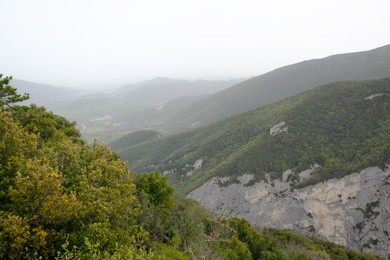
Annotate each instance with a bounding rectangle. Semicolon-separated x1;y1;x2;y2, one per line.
3;0;390;257
12;77;245;142
117;78;390;258
7;44;390;257
103;45;390;257
10;79;80;107
165;44;390;132
13;45;390;143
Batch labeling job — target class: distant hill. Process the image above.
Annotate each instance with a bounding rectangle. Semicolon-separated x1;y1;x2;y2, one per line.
166;44;390;133
115;77;245;102
10;79;80;108
55;77;245;142
120;78;390;195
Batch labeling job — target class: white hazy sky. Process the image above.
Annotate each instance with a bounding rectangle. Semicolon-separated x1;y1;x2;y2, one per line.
1;0;390;89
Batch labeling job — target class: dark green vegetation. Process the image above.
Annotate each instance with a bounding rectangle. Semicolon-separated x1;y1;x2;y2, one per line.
166;44;390;132
121;78;390;194
0;76;379;259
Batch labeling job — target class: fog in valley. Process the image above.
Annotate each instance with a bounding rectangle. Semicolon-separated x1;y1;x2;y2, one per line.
1;1;390;89
1;1;390;258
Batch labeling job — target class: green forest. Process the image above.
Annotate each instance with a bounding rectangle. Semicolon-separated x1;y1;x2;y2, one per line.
120;79;390;195
0;74;380;259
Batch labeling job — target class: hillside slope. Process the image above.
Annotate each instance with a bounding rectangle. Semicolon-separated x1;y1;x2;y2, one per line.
167;44;390;132
121;78;390;195
110;129;161;152
11;79;80;108
120;78;390;258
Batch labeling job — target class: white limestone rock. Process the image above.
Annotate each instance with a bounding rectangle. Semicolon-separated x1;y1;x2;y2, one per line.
270;121;288;136
188;166;390;258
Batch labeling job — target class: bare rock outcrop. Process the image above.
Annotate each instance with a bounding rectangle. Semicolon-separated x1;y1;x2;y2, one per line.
188;166;390;258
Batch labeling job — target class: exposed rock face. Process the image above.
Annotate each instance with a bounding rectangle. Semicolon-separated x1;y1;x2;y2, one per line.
188;166;390;259
270;121;288;135
364;93;390;100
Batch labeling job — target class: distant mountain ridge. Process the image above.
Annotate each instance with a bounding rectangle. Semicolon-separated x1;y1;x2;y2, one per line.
11;79;80;108
166;44;390;132
115;77;246;103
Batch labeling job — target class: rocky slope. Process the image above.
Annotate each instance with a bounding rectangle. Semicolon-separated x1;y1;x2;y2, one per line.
188;166;390;259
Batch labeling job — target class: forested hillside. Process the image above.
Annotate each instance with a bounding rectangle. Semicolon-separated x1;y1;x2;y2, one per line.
120;78;390;195
0;74;378;259
165;44;390;133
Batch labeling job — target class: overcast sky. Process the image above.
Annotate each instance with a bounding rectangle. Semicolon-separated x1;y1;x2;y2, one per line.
1;0;390;89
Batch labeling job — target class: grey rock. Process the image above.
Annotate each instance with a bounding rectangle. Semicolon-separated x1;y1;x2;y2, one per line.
188;166;390;258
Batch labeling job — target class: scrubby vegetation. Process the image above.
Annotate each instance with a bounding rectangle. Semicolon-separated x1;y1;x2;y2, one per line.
0;75;380;259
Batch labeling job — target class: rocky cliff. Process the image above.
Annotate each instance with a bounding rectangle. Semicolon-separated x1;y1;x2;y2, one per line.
188;166;390;259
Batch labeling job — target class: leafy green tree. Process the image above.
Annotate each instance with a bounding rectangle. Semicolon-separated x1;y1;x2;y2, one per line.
0;111;37;210
14;104;82;143
222;236;252;260
135;172;175;243
0;213;48;259
0;74;29;109
9;158;81;224
136;171;174;207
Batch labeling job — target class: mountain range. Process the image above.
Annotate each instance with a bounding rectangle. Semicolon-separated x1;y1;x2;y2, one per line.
106;45;390;258
164;44;390;133
8;44;390;257
11;77;245;142
118;78;390;194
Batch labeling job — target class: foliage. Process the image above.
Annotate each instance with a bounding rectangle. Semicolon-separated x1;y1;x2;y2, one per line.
0;104;146;258
136;171;174;207
0;74;29;109
13;104;83;144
